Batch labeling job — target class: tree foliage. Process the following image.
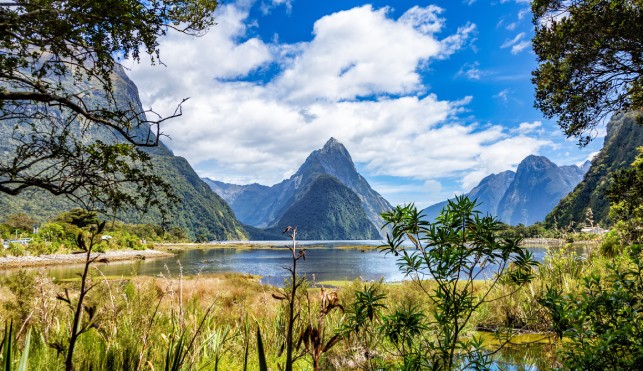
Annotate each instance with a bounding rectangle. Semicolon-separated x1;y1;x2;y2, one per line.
0;0;218;214
381;196;539;369
532;0;643;146
606;146;643;244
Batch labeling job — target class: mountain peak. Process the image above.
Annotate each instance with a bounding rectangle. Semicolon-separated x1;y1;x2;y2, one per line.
321;137;347;154
519;155;556;170
325;137;339;147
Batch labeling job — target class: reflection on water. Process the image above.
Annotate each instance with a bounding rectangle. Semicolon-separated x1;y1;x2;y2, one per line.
492;341;559;370
31;241;555;286
40;246;405;286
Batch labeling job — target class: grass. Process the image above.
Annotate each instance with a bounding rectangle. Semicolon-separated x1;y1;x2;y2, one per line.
0;243;633;370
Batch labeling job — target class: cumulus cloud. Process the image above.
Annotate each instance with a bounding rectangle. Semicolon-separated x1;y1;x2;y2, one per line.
271;5;477;103
461;136;551;190
398;5;445;34
128;2;552;195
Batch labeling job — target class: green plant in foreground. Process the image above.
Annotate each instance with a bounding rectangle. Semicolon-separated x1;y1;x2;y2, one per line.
55;220;106;371
381;195;539;369
0;321;31;371
271;226;307;371
340;281;387;368
542;245;643;369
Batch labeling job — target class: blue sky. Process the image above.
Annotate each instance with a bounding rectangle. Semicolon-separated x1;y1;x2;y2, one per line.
129;0;602;208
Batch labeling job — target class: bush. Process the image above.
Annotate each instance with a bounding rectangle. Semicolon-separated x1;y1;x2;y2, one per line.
7;242;26;256
28;240;59;256
600;229;621;257
540;246;643;369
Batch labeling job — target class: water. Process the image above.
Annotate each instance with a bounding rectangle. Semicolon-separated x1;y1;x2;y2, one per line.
38;240;552;286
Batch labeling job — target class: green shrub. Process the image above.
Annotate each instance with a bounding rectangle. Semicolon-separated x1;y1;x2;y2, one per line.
542;246;643;369
28;240;58;256
7;243;25;256
600;229;621;257
381;196;539;369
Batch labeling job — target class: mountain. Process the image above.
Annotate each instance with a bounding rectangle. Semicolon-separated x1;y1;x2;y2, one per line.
243;175;381;240
497;156;587;225
421;156;587;226
421;171;516;222
0;66;247;241
546;112;643;227
205;138;393;239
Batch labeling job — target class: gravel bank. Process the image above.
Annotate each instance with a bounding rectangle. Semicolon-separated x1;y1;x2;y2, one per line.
0;249;173;269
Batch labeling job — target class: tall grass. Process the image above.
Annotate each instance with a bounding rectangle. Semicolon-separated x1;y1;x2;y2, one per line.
0;243;636;369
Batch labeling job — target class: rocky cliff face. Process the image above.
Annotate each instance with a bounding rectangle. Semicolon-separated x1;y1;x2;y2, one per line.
421;171;516;222
497;155;586;225
206;138;393;239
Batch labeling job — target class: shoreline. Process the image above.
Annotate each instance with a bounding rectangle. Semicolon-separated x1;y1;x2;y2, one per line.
0;249;173;269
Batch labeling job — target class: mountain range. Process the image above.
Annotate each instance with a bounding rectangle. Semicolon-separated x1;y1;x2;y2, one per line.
205;138;393;240
422;155;590;225
0;66;247;241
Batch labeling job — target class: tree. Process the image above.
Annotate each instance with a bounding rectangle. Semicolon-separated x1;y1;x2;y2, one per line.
532;0;643;146
0;0;218;214
606;147;643;244
2;212;36;232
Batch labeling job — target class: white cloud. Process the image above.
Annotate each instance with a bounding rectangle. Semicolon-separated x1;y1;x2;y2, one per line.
501;32;524;48
511;41;531;54
494;88;511;103
399;5;445;35
439;22;477;58
515;121;542;134
424;179;443;192
128;4;273;104
260;0;293;14
271;5;476;103
456;61;484;80
501;32;531;54
128;2;553;197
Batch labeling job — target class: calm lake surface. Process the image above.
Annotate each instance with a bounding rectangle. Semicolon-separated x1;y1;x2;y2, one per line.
40;240;557;286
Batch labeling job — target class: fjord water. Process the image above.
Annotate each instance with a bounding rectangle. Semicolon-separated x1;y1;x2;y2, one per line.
42;240;552;285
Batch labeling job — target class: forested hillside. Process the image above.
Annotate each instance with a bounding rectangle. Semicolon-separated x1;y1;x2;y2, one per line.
0;66;246;241
546;112;643;228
